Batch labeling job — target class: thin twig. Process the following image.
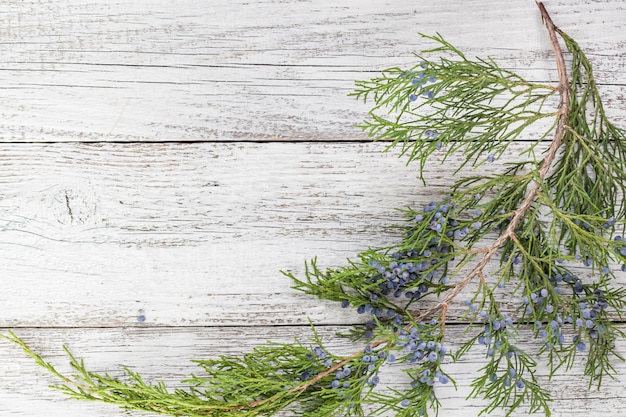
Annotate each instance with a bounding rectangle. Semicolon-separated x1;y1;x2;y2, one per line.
411;0;571;324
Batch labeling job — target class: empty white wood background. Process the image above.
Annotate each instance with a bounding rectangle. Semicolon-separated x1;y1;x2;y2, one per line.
1;1;626;416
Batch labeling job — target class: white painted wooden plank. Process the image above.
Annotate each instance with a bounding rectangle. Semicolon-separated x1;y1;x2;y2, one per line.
1;142;623;327
2;0;626;415
1;326;625;417
0;0;625;142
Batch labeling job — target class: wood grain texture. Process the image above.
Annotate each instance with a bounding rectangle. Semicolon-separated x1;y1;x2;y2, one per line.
1;326;625;417
2;1;626;416
2;142;622;328
0;0;625;142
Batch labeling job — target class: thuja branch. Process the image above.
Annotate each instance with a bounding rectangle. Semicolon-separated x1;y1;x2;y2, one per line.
4;3;626;417
292;1;626;414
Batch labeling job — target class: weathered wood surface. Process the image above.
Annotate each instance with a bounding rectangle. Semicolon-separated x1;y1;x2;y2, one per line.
0;325;626;417
1;0;626;142
2;326;626;417
2;1;626;416
0;142;623;328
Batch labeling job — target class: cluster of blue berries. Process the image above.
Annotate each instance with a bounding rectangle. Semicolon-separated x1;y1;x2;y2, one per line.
339;199;490;339
479;312;514;338
519;274;610;351
406;64;437;103
469;309;519;356
416;368;449;386
300;345;333;381
394;326;450;388
498;368;526;389
418;200;486;241
573;290;609;341
307;343;387;393
340;202;461;334
396;327;447;366
521;285;560;316
330;364;353;389
368;257;433;300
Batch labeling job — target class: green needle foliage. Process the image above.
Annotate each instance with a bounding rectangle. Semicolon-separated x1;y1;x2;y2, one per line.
3;3;626;417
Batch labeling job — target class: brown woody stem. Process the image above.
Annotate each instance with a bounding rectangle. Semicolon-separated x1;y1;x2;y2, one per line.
411;1;571;324
280;2;573;409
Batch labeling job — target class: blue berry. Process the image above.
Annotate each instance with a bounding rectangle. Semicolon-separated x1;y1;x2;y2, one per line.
439;375;449;384
487;154;495;163
409;94;417;102
401;399;410;407
516;380;525;389
574;281;584;293
428;352;438;362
